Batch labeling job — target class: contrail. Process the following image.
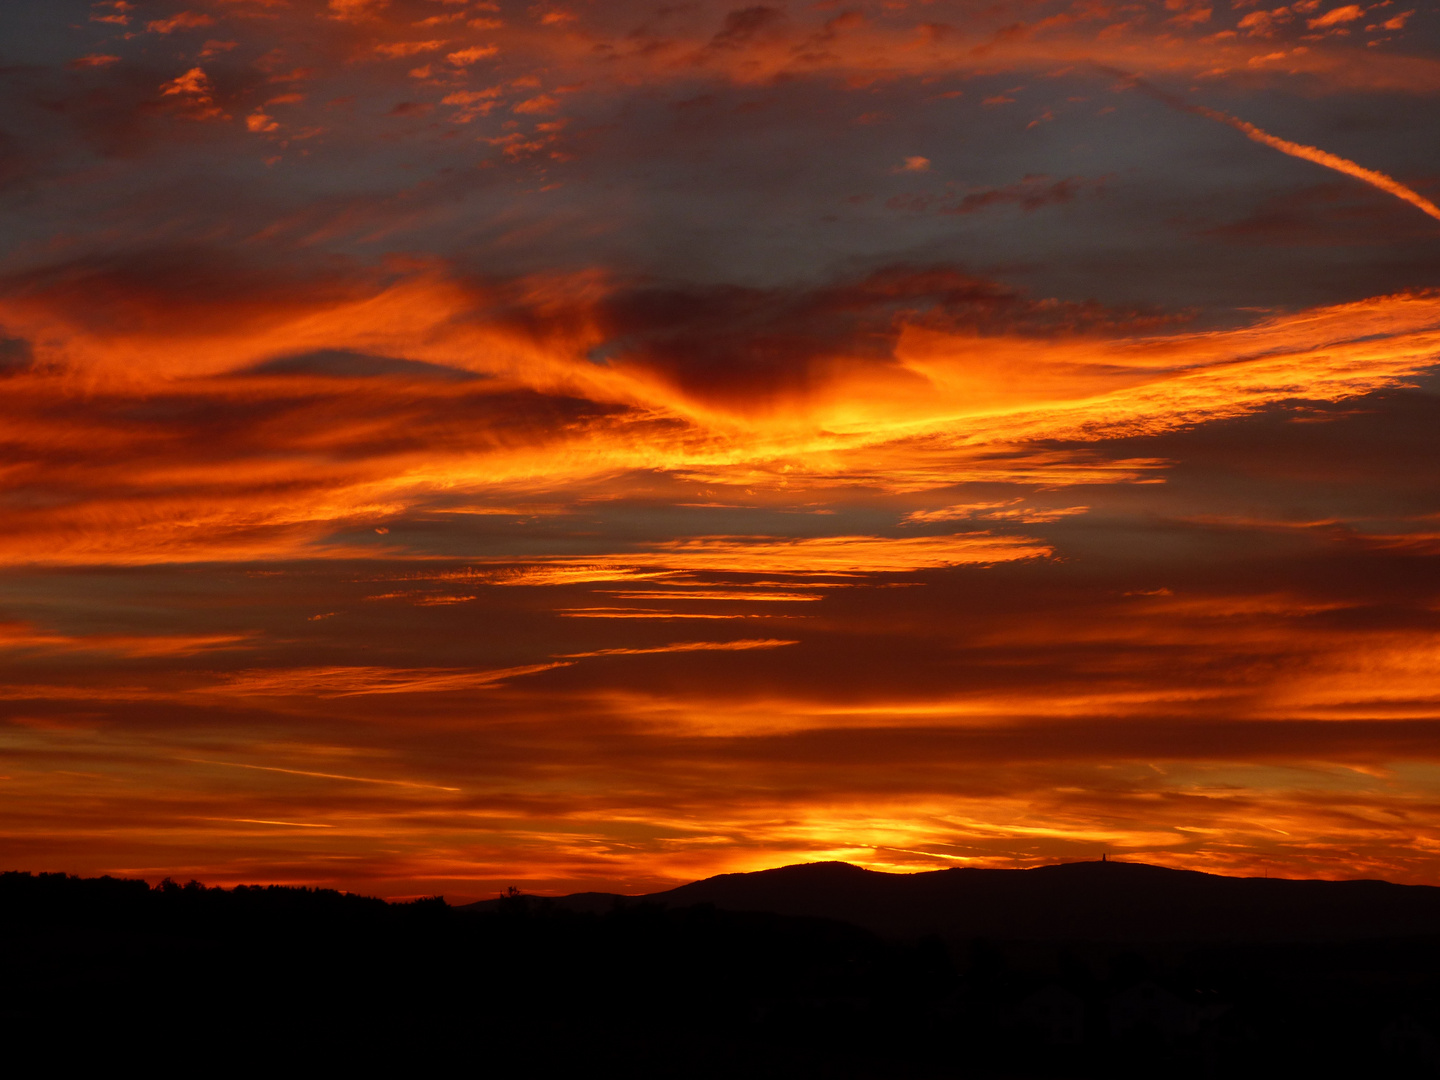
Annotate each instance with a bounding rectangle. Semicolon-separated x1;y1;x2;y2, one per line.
1195;106;1440;223
1103;67;1440;224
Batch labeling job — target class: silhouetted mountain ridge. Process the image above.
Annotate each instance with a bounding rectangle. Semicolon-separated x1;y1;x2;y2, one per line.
465;859;1440;942
9;866;1440;1073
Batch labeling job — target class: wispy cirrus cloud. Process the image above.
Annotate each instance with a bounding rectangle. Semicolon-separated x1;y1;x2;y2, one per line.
212;662;571;696
560;638;798;658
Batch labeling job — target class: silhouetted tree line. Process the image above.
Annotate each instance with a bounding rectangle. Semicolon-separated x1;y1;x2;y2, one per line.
2;870;1439;1076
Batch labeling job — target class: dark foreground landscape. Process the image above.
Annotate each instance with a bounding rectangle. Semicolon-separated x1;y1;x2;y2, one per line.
5;860;1440;1075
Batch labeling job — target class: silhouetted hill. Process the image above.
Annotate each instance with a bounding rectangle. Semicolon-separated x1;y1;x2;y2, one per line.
0;870;950;1075
9;866;1440;1075
465;859;1440;943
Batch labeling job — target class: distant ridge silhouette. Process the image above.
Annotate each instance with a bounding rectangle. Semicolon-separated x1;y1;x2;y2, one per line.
464;859;1440;942
10;865;1440;1072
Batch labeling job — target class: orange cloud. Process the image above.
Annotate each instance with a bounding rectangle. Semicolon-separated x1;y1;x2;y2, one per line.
902;501;1089;524
147;11;215;34
560;638;799;658
3;256;1440;566
558;608;758;619
0;622;251;657
602;590;824;601
159;67;226;120
1309;4;1366;28
329;0;386;20
213;662;571;697
374;40;447;58
447;45;498;66
180;759;463;792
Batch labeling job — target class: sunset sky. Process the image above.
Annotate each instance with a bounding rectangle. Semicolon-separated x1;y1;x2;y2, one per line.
4;0;1440;900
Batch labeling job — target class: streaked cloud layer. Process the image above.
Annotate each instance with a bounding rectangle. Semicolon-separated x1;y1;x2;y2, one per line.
3;0;1440;898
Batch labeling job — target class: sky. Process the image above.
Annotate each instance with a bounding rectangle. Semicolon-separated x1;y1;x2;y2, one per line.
3;0;1440;901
